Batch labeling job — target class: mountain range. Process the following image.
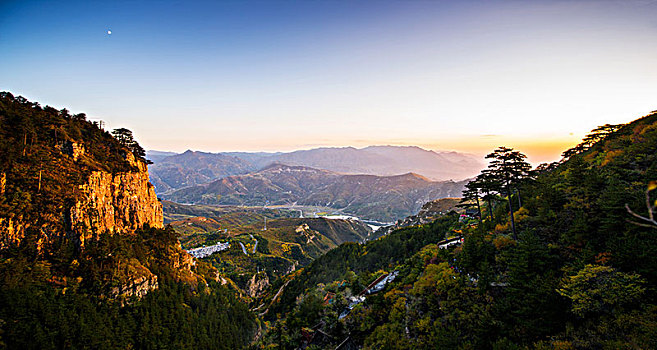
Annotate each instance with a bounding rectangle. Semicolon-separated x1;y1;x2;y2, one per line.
161;163;467;221
147;145;483;194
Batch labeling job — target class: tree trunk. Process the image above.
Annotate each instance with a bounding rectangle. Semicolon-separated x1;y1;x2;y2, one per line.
475;196;483;226
507;185;517;240
486;193;494;222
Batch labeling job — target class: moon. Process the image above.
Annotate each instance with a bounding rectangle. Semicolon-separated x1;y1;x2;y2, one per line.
107;30;112;35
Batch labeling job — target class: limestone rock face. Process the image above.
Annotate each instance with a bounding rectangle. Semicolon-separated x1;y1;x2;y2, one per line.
110;273;159;300
0;216;27;250
247;272;270;298
60;141;85;161
0;173;17;249
174;245;196;270
0;154;163;250
69;154;163;246
0;172;5;196
295;223;318;243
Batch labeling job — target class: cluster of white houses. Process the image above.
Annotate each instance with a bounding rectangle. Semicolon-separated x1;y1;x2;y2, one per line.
187;242;230;258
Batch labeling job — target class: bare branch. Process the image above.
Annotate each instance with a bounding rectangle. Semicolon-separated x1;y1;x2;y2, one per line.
625;203;657;225
626;219;657;230
646;188;655;222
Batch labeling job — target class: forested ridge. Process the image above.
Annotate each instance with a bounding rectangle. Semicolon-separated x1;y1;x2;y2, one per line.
254;111;657;349
0;92;142;244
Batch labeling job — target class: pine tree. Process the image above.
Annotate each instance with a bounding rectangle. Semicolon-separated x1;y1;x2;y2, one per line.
485;147;531;240
460;181;483;225
475;169;500;223
111;128;149;162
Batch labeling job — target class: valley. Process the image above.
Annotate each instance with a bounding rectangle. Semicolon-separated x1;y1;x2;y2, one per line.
161;163;467;222
2;93;657;349
162;200;375;299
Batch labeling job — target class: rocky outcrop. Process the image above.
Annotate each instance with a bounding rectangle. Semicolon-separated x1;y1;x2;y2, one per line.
0;95;208;302
295;223;318;243
0;152;163;251
0;216;27;250
60;141;85;161
110;273;159;300
417;198;462;218
69;152;163;247
169;243;207;285
174;243;197;270
0;173;15;249
247;272;270;298
0;172;5;196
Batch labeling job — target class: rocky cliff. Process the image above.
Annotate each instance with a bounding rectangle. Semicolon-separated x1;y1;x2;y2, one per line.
0;216;25;251
70;152;163;247
0;170;28;250
248;272;270;298
0;93;213;300
0;147;163;250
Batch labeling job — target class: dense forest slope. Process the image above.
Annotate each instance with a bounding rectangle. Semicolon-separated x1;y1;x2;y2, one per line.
255;111;657;349
163;163;467;221
0;93;255;349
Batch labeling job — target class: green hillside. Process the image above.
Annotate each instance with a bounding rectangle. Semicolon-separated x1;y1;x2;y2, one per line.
255;111;657;349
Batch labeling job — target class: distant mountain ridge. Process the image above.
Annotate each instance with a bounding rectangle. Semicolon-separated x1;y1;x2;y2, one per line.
162;163;468;222
148;150;255;193
147;145;483;194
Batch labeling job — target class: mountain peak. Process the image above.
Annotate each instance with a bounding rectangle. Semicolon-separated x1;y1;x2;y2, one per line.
400;172;432;182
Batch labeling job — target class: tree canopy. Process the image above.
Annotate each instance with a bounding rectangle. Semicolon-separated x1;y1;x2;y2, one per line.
111;128;149;163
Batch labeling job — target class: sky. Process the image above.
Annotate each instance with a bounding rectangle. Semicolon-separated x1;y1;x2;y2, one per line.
2;0;657;165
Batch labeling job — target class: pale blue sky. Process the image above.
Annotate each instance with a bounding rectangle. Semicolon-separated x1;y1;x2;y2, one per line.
2;0;657;164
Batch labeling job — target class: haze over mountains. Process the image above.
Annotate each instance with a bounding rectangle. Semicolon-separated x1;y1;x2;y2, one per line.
147;145;483;194
162;163;467;222
148;150;254;193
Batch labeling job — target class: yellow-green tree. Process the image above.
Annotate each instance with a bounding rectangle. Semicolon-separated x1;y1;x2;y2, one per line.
558;264;645;317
